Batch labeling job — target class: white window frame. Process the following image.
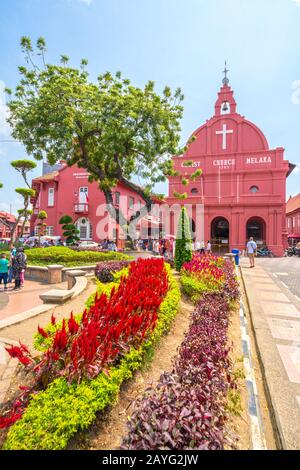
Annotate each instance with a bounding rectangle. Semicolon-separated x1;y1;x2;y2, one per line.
79;187;88;203
129;196;134;209
46;226;54;236
48;187;55;207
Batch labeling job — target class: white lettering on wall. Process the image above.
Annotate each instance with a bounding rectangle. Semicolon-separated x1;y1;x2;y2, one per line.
246;156;272;164
73;172;89;179
213;159;235;169
180;161;201;168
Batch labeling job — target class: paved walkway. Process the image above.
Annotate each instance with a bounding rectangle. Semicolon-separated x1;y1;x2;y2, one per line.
0;279;67;321
240;258;300;449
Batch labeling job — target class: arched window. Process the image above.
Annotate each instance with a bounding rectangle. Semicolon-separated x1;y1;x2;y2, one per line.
191;188;199;194
76;217;92;240
250;186;259;193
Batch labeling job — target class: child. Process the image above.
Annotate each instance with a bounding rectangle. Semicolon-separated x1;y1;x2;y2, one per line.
0;253;9;290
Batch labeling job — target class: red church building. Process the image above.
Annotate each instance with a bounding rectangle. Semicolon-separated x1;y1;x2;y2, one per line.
166;72;295;256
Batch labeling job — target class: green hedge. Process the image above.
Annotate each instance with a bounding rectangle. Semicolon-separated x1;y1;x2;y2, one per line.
4;265;181;450
180;272;219;303
24;247;131;267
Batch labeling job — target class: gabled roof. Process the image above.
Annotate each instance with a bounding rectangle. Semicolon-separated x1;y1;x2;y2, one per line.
32;170;59;183
286;193;300;214
0;211;16;224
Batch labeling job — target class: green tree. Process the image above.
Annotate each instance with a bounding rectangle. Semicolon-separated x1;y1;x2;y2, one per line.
59;215;80;246
9;160;37;242
174;206;192;271
6;36;187;241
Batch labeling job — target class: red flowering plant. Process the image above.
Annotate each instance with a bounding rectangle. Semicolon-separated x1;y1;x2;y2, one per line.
1;258;169;429
181;253;239;303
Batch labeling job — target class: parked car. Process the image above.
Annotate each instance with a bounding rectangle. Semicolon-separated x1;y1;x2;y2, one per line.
78;240;99;248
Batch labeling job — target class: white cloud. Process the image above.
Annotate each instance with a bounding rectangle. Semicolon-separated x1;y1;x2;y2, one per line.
292;0;300;6
0;197;23;215
0;80;11;137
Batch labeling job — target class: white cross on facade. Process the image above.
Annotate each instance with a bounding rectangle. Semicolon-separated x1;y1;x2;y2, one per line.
216;123;233;150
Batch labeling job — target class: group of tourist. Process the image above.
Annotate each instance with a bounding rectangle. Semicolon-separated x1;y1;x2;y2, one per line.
134;238;213;258
135;238;174;258
0;246;27;291
192;240;212;253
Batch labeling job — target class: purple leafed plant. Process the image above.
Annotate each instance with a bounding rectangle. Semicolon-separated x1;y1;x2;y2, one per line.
121;267;239;450
94;260;130;282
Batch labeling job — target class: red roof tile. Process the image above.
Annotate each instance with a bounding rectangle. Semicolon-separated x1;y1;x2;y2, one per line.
286;193;300;214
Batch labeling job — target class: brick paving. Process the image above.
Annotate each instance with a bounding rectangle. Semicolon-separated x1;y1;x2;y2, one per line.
255;257;300;299
240;258;300;449
0;279;67;321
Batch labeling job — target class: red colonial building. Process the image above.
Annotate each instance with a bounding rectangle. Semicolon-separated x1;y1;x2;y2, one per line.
30;162;161;245
0;212;30;240
286;193;300;244
166;74;295;256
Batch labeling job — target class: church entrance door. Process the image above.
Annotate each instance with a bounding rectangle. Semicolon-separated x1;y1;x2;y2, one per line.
211;217;230;254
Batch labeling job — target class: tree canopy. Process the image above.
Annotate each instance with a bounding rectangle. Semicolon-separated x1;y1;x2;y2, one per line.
6;37;188;238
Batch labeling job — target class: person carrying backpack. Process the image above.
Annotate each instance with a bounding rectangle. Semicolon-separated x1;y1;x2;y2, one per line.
246;237;257;268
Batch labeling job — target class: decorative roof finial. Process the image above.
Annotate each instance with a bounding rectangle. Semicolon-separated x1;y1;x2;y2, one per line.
222;61;229;85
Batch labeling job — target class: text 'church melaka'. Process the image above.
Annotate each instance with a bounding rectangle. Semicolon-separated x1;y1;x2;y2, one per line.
166;72;295;256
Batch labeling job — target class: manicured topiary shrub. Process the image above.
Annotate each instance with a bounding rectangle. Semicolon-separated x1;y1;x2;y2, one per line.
174;207;192;271
59;215;80;246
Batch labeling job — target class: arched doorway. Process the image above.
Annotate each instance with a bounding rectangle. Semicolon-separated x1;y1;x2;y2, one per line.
246;217;266;246
76;217;92;240
211;217;230;254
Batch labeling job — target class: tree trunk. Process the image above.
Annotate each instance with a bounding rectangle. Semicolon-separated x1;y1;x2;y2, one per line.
102;187;153;248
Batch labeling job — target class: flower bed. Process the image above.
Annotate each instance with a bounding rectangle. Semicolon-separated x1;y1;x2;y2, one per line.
180;253;239;302
1;259;181;450
94;260;130;283
121;256;240;450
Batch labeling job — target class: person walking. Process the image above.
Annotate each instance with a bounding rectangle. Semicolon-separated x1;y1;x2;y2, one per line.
7;245;17;283
200;240;205;254
206;240;212;254
0;253;9;291
20;248;27;286
246;237;257;268
12;247;27;290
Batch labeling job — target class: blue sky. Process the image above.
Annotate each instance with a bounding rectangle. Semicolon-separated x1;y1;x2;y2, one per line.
0;0;300;213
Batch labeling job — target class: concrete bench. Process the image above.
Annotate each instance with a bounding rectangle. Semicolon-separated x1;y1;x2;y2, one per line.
39;271;88;304
39;289;73;304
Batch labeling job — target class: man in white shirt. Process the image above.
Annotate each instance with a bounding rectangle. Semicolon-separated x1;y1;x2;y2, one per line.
246;237;257;268
195;240;201;252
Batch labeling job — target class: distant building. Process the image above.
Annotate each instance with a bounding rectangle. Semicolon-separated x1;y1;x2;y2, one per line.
286;193;300;243
0;212;30;240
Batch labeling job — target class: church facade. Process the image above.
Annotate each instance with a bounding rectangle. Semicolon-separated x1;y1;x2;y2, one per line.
166;75;295;256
